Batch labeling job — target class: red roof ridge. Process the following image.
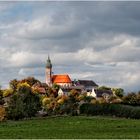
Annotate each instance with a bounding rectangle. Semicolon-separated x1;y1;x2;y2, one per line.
52;74;72;83
53;74;70;76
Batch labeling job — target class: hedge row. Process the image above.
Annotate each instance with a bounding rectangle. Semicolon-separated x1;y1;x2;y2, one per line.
80;103;140;119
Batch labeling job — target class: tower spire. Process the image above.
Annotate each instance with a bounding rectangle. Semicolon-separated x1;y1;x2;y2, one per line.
46;55;52;69
48;54;50;60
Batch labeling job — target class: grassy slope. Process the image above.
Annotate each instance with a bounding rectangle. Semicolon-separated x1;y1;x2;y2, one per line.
0;116;140;139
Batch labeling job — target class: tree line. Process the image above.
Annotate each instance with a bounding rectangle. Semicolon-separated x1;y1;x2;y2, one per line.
0;77;140;121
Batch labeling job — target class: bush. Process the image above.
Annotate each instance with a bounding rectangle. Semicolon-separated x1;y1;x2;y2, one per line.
6;86;41;120
122;93;140;106
80;103;140;119
0;106;6;121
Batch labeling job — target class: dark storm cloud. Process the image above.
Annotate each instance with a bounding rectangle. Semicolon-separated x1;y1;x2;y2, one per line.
13;1;140;53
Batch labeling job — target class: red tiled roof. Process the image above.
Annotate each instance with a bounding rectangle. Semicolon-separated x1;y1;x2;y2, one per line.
52;74;72;83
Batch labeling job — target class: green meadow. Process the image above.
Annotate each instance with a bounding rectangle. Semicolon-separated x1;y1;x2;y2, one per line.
0;116;140;139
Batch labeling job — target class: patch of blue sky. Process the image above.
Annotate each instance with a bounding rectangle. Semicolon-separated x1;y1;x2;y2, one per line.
0;2;33;23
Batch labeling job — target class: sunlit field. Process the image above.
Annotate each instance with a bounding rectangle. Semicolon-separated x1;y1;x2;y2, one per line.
0;116;140;139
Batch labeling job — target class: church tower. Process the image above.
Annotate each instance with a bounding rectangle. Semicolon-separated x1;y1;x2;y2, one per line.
46;56;52;86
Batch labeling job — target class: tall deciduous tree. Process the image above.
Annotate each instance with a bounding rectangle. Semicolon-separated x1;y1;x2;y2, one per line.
6;84;41;120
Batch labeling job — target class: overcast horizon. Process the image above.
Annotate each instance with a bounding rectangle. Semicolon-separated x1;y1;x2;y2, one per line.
0;1;140;92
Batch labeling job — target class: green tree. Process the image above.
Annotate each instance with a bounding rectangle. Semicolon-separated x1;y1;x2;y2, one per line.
0;86;4;105
6;85;41;120
98;86;111;90
52;83;60;91
84;96;94;103
122;92;137;106
9;79;19;92
112;88;124;98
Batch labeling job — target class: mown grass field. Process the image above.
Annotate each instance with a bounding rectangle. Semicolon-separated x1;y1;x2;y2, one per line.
0;116;140;139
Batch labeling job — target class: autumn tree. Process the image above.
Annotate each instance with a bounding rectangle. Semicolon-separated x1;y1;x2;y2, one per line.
6;83;41;120
20;77;41;86
3;89;14;97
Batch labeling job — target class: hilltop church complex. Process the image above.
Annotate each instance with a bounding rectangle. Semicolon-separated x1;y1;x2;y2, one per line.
44;57;113;98
45;56;72;87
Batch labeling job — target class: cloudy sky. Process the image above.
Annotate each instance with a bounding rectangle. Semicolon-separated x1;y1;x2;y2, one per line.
0;1;140;92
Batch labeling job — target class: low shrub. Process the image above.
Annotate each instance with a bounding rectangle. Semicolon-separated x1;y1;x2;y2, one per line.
80;103;140;119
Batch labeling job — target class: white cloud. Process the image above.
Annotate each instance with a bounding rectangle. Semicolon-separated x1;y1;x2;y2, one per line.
0;2;140;92
9;51;45;67
15;15;83;40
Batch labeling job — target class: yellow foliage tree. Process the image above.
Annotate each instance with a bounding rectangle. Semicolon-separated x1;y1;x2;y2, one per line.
42;97;51;106
3;89;13;97
17;82;30;90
